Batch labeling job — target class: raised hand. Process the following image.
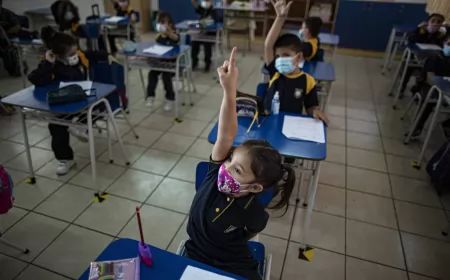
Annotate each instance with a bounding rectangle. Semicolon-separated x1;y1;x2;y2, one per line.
217;47;238;94
45;50;55;63
270;0;293;17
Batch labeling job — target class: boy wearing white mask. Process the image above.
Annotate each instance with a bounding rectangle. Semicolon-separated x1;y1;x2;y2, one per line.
264;0;328;124
191;0;218;72
146;12;180;111
108;0;137;55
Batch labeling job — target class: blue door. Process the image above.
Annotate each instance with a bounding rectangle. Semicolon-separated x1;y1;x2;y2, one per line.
334;1;367;49
365;2;398;51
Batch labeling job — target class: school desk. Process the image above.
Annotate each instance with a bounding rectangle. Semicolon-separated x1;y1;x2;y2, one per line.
78;238;244;280
175;20;224;68
0;82;130;198
381;24;416;75
121;42;196;122
404;76;450;169
208;112;327;254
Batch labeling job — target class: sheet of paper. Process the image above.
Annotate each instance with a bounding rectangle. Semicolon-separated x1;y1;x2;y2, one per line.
32;39;43;44
142;45;173;55
59;81;93;96
180;266;235;280
105;16;126;23
282;115;325;143
416;43;442;51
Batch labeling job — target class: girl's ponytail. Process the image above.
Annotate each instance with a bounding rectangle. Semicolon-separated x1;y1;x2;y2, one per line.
268;164;296;216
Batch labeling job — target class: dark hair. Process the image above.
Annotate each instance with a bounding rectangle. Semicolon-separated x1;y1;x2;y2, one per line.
428;13;445;22
236;139;296;215
274;33;303;53
157;11;175;28
41;26;77;56
304;17;323;38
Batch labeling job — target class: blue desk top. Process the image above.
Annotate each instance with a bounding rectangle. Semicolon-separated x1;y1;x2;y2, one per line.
0;82;116;114
122;42;190;59
393;24;416;33
25;7;52;15
261;61;335;82
10;38;43;46
87;16;131;26
407;43;443;56
431;76;450;93
318;33;340;45
208;113;327;160
78;239;244;280
175;20;224;31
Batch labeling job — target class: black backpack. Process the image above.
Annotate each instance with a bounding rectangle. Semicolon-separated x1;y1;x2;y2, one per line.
426;141;450;196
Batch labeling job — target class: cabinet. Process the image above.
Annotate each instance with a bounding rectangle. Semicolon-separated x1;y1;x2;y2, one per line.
335;1;427;51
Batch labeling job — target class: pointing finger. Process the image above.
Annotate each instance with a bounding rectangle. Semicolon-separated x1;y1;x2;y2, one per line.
229;47;237;68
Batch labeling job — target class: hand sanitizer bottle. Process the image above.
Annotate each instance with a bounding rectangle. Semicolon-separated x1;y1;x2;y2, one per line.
272;91;280;115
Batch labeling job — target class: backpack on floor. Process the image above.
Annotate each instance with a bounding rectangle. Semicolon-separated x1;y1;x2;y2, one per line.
0;165;14;214
426;141;450;196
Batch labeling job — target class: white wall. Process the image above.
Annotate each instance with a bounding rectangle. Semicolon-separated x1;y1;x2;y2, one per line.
3;0;106;20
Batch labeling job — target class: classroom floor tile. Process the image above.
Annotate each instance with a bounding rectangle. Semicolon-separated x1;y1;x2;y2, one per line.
1;44;450;280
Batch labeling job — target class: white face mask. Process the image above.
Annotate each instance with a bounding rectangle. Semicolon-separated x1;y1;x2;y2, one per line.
156;23;167;33
201;1;212;8
67;54;79;66
118;1;128;8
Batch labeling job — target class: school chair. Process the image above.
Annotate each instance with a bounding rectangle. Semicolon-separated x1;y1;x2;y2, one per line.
317;48;325;62
176;161;273;280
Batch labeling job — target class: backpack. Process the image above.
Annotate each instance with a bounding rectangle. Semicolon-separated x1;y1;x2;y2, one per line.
0;165;14;214
426;141;450;196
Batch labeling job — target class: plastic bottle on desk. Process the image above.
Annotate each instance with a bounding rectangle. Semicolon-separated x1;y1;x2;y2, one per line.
271;91;280;115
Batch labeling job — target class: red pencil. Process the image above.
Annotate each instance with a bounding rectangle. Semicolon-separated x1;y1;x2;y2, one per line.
136;207;145;245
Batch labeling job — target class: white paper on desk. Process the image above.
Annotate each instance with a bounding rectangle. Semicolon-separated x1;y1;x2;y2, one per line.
282;115;325;143
143;45;173;55
59;81;93;96
180;266;236;280
105;16;126;23
32;39;43;44
416;43;442;51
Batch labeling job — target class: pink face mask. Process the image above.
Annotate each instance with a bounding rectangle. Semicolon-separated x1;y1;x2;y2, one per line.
217;164;250;194
427;24;440;33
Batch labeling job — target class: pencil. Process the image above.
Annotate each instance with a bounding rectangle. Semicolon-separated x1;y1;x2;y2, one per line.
247;112;258;133
258;116;267;127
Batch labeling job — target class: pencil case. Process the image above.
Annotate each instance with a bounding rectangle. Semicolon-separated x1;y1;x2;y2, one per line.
47;84;87;105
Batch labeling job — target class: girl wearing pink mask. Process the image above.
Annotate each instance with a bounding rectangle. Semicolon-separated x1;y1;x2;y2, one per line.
185;47;296;280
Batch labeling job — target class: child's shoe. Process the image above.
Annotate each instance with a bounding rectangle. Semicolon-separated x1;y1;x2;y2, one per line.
56;160;75;175
68;127;88;143
146;97;155;107
163;100;173;112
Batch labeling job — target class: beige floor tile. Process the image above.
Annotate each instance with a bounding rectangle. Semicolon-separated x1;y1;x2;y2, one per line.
313;184;346;217
0;141;25;164
347;99;375;110
168;119;209;137
327;105;346;117
200;122;216;139
328;115;346;130
9;125;50;146
347;190;397;228
347;147;387;172
282;242;345;280
379;122;408;140
186;138;213;160
168;156;203;183
13;176;63;210
347;119;380;136
346;257;408;280
5;147;54;172
184;107;218;122
34;225;113;279
196;96;223;110
347;219;405;269
167;218;189;253
395;201;449;241
386;155;428;180
0;213;68;262
107;169;163;202
146;178;196;214
347;166;391;197
390;175;441;208
69;162;125;191
119;205;186;249
347;108;377;122
35;184;93;222
319;161;346;188
132;149;181;176
98;143;146;166
402;232;450;279
291;209;345;253
152;132;196;154
74;196;136;235
327;128;346;145
36;157;89;182
383;138;421;157
347;132;383;152
408;273;437;280
262;206;295;239
6;169;28;185
115;110;150;126
326;143;346;164
258;234;288;280
1;207;28;231
139;113;175;131
16;265;70;280
121;127;164;148
0;254;27;280
71;137;109;159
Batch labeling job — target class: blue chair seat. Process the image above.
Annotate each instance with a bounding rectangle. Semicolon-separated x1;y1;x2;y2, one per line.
249;241;265;276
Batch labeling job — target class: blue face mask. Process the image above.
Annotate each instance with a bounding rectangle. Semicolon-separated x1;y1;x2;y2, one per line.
275;57;296;74
297;29;305;41
443;46;450;57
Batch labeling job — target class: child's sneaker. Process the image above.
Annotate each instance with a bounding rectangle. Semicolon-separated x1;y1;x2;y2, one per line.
163;100;173;112
56;160;75;175
67;127;88;143
146;97;155;107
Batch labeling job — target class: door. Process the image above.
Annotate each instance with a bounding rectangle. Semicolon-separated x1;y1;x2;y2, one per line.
335;1;367;49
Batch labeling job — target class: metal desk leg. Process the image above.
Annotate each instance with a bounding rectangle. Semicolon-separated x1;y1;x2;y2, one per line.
17;46;26;89
382;28;396;74
87;105;98;199
19;109;35;184
388;48;407;97
393;48;411;109
174;54;182;122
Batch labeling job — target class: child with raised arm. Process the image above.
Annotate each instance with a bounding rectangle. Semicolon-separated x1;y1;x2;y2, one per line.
186;47;296;280
264;0;328;124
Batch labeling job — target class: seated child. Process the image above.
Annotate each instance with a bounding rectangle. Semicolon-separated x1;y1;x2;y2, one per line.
51;0;81;34
298;16;323;61
145;12;179;111
108;0;137;55
264;0;328;123
185;47;296;280
28;26;110;175
191;0;218;72
408;37;450;139
402;13;447;96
